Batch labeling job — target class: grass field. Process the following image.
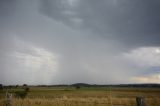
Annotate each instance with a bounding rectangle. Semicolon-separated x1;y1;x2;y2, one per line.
0;87;160;106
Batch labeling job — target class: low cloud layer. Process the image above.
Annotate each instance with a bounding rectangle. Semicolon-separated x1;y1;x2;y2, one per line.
0;0;160;85
123;47;160;67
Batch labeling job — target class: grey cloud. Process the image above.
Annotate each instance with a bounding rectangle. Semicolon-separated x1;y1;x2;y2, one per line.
40;0;160;48
0;0;160;85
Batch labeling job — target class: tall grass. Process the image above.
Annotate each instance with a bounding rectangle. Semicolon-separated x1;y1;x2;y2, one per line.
1;87;160;106
1;97;160;106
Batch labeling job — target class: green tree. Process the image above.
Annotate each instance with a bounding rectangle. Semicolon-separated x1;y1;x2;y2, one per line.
0;84;3;90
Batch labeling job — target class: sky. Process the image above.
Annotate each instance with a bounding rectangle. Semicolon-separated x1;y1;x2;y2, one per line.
1;0;160;85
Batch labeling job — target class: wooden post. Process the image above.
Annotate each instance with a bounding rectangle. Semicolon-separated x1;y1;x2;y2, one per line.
6;92;13;106
136;97;146;106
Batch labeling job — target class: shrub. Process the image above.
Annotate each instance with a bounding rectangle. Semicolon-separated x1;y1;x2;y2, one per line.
75;85;80;90
15;91;27;99
0;84;3;90
15;85;19;88
25;87;30;92
23;84;27;87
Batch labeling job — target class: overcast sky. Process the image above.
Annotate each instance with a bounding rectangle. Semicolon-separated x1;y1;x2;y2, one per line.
1;0;160;85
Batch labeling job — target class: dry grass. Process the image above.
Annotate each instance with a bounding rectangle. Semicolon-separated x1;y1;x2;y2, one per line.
1;87;160;106
1;97;160;106
0;97;136;106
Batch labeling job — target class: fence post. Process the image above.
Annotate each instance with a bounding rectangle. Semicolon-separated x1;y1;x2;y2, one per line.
6;92;13;106
136;97;146;106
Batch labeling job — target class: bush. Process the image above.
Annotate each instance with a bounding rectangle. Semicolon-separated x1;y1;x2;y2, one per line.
15;85;19;88
0;84;3;90
25;87;30;92
23;84;27;87
75;85;80;90
15;91;27;99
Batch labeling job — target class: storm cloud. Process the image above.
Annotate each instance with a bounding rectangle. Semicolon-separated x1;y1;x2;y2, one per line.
40;0;160;47
0;0;160;85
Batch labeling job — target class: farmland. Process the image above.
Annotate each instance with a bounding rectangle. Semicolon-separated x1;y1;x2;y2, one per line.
0;86;160;106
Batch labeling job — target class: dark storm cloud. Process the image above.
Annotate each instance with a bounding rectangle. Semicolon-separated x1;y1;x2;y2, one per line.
1;0;160;85
40;0;160;47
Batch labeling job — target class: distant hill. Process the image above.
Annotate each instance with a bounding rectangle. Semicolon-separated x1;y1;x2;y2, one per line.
71;83;160;88
2;83;160;88
71;83;91;87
